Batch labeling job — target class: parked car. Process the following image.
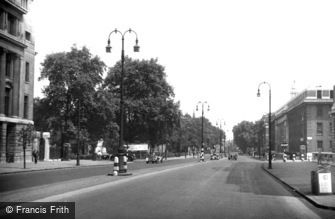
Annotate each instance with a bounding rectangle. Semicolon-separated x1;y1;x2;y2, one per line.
127;152;136;161
210;153;219;160
146;154;163;164
101;151;112;160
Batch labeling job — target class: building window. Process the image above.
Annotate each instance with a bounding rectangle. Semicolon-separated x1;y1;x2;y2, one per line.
21;0;28;9
317;106;323;117
307;90;316;98
25;31;31;41
24;95;28;119
322;90;330;98
5;88;11;116
7;13;17;36
331;90;334;99
25;62;30;82
317;122;323;136
6;53;11;77
317;90;322;99
0;9;4;30
317;141;323;151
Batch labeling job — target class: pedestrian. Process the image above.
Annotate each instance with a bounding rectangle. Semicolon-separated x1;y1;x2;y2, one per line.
32;138;39;164
32;148;38;164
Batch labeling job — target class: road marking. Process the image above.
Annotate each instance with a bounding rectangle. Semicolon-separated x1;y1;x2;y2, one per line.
33;162;203;202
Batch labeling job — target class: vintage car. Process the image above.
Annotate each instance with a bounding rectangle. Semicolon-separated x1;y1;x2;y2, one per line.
210;153;219;160
146;154;163;164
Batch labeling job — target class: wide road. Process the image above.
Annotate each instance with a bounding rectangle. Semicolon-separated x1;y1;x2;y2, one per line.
32;156;334;219
0;157;195;192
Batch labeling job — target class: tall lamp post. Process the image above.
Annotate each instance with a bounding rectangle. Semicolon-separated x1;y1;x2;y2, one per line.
216;119;225;157
196;101;210;150
257;81;272;169
106;28;140;172
76;100;81;166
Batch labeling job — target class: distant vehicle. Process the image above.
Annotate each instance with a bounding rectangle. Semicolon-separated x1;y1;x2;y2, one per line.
228;153;238;160
101;147;112;160
108;152;135;161
146;154;163;164
210;153;219;160
127;151;136;161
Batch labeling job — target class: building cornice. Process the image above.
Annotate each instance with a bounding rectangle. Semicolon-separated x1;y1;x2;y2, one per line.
0;31;28;49
2;0;28;14
0;116;34;125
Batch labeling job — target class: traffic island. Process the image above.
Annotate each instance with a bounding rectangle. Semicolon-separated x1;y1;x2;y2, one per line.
108;150;133;177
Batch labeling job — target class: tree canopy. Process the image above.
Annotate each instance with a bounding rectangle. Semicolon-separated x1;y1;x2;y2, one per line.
34;47;226;157
104;57;180;148
37;46;113;151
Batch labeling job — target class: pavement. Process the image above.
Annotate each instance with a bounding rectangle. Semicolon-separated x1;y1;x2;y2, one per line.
262;160;335;210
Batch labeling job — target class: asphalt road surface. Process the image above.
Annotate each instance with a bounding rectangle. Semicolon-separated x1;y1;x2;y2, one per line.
10;156;333;219
0;157;195;192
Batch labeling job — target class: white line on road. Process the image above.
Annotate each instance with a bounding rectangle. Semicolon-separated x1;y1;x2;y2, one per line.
33;162;204;202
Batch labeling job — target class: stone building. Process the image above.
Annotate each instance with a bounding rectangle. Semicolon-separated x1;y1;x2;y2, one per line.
0;0;35;163
274;88;333;154
330;85;335;152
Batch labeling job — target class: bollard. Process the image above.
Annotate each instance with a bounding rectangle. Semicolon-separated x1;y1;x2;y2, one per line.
113;156;119;176
200;151;205;162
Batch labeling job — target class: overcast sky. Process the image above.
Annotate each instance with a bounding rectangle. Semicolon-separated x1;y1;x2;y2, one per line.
30;0;335;139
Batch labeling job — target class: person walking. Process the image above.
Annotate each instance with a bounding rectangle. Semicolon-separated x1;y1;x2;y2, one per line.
32;138;39;164
32;148;38;164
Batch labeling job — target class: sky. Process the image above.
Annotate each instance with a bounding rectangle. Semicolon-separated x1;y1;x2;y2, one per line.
30;0;335;140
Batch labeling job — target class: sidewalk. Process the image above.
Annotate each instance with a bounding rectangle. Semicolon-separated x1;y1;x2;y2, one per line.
263;161;335;210
0;159;114;174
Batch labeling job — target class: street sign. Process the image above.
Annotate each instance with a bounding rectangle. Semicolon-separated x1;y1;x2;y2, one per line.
127;144;148;151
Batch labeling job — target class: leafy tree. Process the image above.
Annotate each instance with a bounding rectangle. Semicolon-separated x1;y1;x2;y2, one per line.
233;121;256;153
38;46;107;157
104;57;180;149
169;114;225;154
33;97;52;132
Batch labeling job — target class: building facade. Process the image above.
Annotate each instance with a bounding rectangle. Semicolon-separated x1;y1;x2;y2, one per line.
0;0;35;163
330;86;335;153
274;88;333;154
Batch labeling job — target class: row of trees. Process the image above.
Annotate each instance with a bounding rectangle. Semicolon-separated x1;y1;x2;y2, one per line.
34;46;225;156
232;120;265;154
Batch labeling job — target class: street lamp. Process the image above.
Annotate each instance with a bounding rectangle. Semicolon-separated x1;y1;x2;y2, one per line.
106;28;140;173
196;101;210;150
76;100;81;166
216;119;225;157
257;81;272;169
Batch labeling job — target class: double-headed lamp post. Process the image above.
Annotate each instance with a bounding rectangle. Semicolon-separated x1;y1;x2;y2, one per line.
106;28;140;159
257;81;272;169
196;101;210;150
